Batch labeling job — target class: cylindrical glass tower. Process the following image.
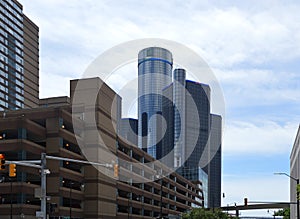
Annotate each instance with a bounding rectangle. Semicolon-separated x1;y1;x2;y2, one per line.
138;47;173;158
173;68;186;167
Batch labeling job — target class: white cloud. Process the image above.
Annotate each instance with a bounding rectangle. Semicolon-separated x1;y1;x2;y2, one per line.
223;120;298;155
214;68;300;107
20;0;300;77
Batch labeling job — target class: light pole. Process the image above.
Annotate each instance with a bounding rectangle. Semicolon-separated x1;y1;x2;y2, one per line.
274;172;299;219
156;170;163;219
70;181;74;219
10;177;12;219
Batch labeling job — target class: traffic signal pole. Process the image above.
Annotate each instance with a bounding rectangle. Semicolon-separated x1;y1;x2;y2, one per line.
41;153;47;219
4;153;115;219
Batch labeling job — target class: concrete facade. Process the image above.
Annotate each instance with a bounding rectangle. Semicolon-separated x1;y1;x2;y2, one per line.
0;77;203;219
290;125;300;219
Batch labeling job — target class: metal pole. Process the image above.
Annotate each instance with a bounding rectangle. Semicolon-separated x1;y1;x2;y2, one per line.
41;153;47;219
70;182;73;219
297;179;299;219
160;178;163;218
10;177;12;219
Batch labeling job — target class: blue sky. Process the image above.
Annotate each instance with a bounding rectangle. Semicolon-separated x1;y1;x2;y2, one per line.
20;0;300;216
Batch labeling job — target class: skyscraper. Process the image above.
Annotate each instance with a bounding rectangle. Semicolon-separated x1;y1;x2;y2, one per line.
0;0;39;110
137;47;173;158
161;68;222;208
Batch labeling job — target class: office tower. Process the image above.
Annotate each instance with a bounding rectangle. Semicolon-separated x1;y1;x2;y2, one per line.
208;114;222;208
0;0;39;110
161;68;222;208
137;47;173;158
119;118;138;146
162;69;210;177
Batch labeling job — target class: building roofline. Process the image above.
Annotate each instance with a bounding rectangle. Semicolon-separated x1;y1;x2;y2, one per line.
23;14;39;31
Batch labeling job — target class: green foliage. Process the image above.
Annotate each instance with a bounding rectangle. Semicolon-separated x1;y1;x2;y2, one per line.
274;208;290;219
297;184;300;200
182;208;236;219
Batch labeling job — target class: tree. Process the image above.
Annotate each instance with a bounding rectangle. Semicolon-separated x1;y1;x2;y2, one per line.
182;208;236;219
274;208;290;219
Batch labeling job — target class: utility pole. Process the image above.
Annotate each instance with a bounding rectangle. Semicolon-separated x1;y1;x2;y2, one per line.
10;177;12;219
4;153;113;219
41;153;47;219
274;172;300;219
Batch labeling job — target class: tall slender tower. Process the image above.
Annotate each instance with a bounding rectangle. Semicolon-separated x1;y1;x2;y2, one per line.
137;47;173;158
173;69;186;168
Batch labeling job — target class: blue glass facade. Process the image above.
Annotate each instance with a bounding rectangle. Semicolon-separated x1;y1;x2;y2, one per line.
161;68;222;208
137;47;173;159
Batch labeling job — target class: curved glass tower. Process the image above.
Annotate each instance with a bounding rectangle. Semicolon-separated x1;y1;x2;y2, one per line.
138;47;173;158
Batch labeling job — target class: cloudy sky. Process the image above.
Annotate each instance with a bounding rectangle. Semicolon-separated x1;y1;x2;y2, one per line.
20;0;300;216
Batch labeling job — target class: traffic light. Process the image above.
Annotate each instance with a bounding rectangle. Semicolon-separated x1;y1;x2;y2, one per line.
114;164;119;177
0;154;5;170
9;163;16;177
244;198;248;206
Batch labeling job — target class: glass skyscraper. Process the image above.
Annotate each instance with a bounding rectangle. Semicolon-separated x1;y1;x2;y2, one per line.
137;47;173;158
0;0;39;110
161;68;222;208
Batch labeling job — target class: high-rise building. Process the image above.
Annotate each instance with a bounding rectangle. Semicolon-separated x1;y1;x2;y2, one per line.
137;47;173;158
161;69;210;176
119;118;138;146
0;0;39;110
161;68;222;208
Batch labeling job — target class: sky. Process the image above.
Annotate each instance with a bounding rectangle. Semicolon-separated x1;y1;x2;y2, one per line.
20;0;300;216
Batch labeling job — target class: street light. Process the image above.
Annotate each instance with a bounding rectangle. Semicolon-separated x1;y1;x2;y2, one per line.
274;172;299;219
69;181;74;219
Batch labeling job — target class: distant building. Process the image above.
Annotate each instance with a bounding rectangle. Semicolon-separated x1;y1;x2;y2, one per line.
290;125;300;219
137;47;173;158
119;118;138;146
161;68;222;208
0;0;39;110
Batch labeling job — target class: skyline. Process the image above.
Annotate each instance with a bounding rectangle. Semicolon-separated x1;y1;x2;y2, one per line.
20;0;300;216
